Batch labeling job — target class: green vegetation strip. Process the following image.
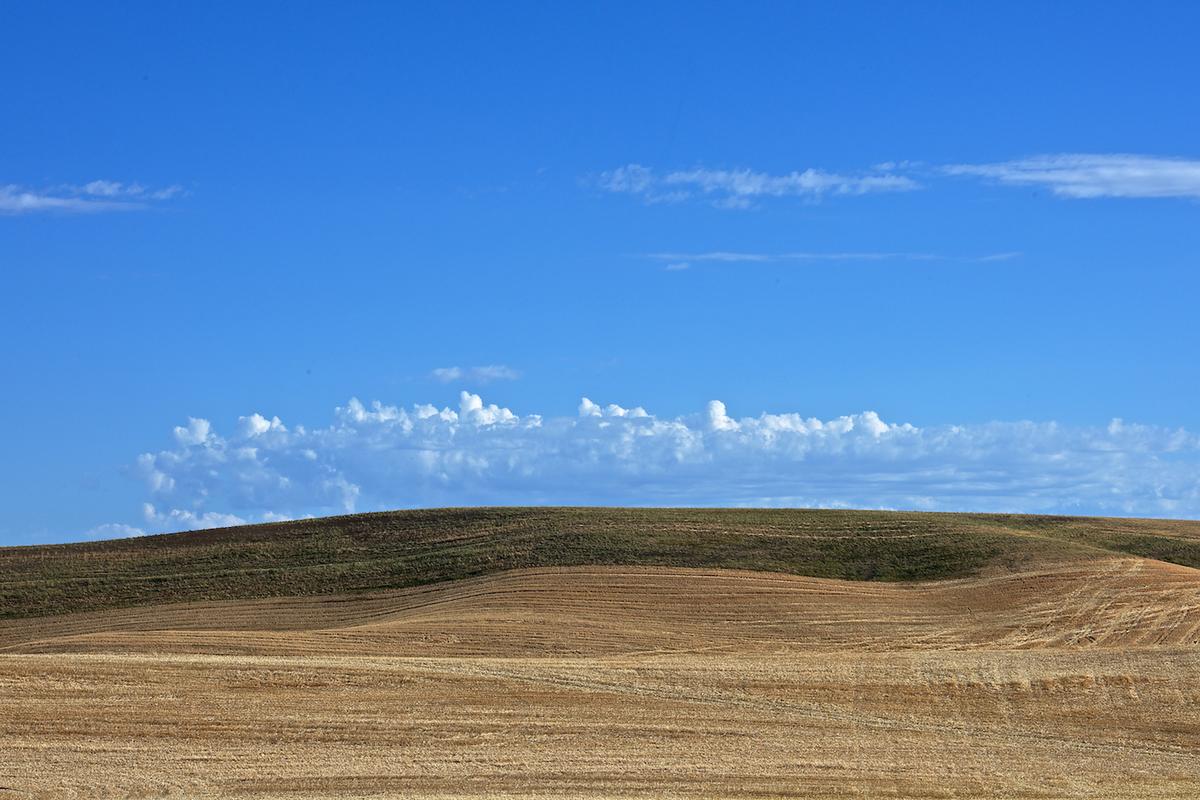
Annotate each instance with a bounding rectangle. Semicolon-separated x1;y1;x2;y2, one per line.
2;508;1199;619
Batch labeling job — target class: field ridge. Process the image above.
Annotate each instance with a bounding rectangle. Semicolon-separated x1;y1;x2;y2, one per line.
4;506;1200;619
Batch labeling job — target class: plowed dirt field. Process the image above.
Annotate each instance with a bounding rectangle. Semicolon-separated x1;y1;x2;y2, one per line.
2;509;1198;798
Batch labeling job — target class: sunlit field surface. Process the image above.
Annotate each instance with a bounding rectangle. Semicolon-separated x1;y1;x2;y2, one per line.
3;508;1199;798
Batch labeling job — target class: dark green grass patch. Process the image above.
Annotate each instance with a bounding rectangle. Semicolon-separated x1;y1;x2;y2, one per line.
2;507;1198;619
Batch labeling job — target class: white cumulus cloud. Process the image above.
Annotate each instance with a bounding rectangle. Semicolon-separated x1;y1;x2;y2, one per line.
98;392;1200;536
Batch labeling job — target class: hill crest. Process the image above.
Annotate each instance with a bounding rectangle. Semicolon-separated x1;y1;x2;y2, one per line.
3;506;1199;619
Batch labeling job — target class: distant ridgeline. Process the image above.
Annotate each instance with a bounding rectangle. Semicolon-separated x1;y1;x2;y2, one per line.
3;507;1199;619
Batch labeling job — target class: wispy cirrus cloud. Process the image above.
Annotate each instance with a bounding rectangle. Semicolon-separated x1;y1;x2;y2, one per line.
645;251;1022;266
599;164;919;208
0;180;183;215
601;154;1200;207
944;154;1200;199
431;364;521;384
86;391;1200;537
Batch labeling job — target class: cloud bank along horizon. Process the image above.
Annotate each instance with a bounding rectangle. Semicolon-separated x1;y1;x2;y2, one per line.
98;390;1200;538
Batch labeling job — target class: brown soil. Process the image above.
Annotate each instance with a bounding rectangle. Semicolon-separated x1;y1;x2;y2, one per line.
2;556;1199;798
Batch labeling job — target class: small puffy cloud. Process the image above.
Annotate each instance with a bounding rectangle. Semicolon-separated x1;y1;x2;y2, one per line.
135;452;175;493
142;503;248;533
338;397;411;427
431;364;520;383
944;154;1200;199
578;397;602;417
600;164;919;207
173;417;213;446
100;393;1200;537
459;391;517;425
0;180;183;214
579;398;648;418
85;522;147;539
705;400;739;432
237;413;286;437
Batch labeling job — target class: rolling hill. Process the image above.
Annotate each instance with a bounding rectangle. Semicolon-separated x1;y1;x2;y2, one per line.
2;507;1199;798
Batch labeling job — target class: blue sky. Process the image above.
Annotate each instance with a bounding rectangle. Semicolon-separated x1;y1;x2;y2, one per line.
3;2;1200;543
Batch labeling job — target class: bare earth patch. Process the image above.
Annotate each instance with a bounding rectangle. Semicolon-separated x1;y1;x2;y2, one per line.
2;554;1199;798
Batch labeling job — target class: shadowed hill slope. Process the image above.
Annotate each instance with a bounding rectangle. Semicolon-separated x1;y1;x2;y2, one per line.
3;507;1200;620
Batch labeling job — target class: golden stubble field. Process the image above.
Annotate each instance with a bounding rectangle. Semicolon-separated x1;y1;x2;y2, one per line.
2;557;1199;799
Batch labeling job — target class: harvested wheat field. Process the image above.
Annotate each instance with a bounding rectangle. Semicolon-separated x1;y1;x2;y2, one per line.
2;508;1199;798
